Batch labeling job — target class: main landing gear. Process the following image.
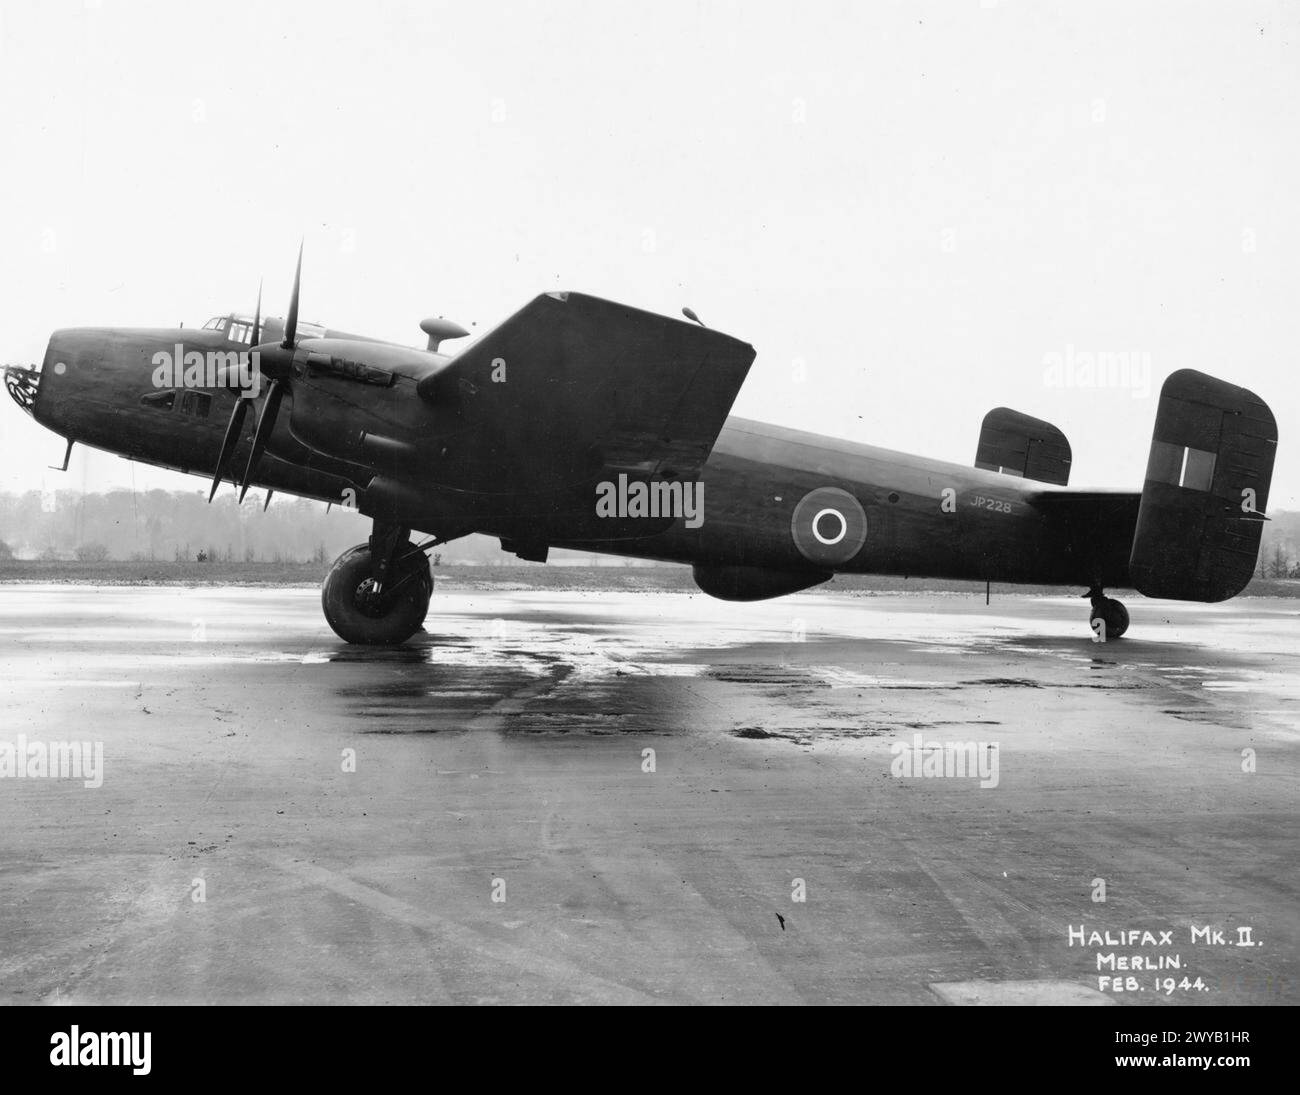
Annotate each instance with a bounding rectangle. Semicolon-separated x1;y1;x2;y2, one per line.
322;522;434;645
1086;587;1129;641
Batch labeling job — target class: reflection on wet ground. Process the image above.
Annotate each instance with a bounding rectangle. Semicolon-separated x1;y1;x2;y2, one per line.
280;592;1300;746
6;584;1297;751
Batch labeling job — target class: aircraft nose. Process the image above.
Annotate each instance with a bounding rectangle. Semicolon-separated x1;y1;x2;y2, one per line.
3;347;49;417
5;330;86;424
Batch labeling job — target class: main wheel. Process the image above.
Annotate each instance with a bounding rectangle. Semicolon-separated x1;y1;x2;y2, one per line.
1089;597;1129;640
322;542;432;645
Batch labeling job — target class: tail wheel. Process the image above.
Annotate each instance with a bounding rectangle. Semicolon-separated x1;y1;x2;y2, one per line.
322;542;431;645
1089;597;1130;640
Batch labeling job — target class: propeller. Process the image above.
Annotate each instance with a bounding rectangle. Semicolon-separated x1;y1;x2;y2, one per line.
237;243;303;501
201;244;307;504
282;240;302;351
207;280;262;502
237;379;285;502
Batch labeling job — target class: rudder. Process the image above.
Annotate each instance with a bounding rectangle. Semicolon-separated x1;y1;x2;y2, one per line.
1129;369;1277;602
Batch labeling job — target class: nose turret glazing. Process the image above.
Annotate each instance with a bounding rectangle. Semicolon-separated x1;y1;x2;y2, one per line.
4;361;42;415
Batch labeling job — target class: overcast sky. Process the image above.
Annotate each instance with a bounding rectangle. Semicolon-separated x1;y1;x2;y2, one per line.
1;0;1296;506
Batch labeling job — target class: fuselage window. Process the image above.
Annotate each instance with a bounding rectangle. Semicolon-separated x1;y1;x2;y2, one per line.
180;391;212;418
140;390;176;410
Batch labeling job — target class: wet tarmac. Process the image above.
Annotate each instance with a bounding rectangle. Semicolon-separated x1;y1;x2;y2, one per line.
0;585;1296;1004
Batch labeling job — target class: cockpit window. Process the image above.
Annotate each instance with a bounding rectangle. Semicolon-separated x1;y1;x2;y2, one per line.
202;317;229;332
228;322;251;344
140;390;176;410
180;391;212;418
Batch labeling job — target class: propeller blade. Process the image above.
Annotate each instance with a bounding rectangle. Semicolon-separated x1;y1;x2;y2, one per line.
262;489;274;512
207;397;251;502
213;280;265;393
282;242;303;349
250;279;262;348
238;380;285;503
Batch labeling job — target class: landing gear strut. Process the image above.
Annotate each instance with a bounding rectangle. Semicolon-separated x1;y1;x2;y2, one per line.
321;522;433;644
1086;587;1129;641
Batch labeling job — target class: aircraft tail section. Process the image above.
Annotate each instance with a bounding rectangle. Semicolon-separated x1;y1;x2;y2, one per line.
974;407;1072;485
1128;369;1277;602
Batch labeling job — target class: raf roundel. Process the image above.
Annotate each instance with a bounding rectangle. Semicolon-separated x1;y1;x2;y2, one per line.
790;487;868;566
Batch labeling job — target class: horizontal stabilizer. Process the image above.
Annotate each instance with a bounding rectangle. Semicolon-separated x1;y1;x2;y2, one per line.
1129;369;1277;602
974;407;1072;485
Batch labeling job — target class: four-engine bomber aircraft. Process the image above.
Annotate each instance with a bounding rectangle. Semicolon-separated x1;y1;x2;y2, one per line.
4;249;1278;644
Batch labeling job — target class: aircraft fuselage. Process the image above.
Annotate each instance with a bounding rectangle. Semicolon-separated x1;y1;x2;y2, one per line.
12;320;1136;595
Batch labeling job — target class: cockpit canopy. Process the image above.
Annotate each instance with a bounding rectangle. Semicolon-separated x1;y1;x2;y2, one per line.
201;314;327;345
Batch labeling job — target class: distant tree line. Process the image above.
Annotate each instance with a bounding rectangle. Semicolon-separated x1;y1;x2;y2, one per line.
0;489;647;567
3;488;1294;575
1253;509;1300;579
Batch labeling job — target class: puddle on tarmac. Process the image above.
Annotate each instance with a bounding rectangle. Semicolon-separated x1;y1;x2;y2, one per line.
731;724;893;743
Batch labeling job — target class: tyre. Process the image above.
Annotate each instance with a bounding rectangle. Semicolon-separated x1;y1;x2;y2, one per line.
1089;597;1129;640
321;542;432;644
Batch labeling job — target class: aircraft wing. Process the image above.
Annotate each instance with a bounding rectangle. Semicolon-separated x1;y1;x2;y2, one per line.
418;292;756;494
